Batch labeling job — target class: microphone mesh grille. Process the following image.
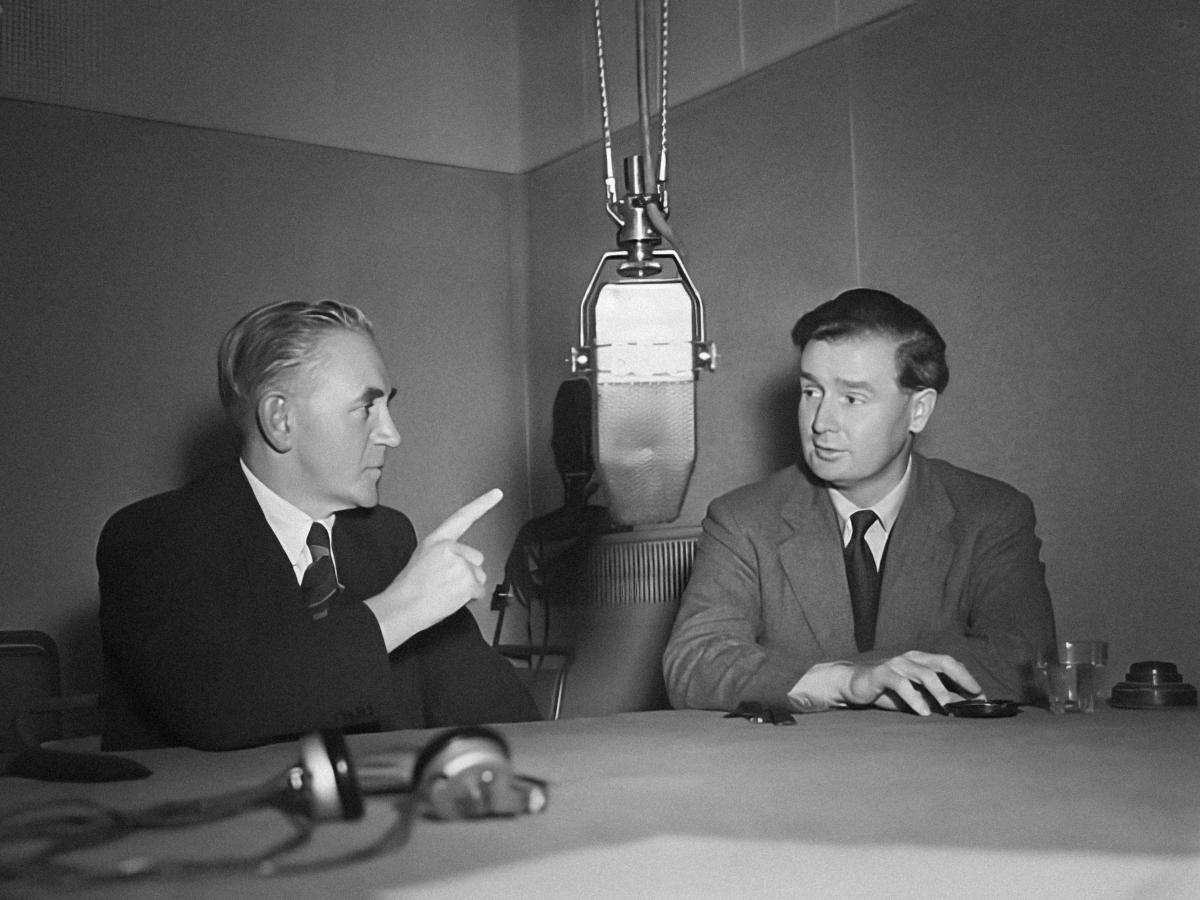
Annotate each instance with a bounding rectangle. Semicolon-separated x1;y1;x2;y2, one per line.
595;381;696;525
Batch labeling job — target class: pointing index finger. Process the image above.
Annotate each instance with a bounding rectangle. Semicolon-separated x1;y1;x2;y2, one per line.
426;488;503;543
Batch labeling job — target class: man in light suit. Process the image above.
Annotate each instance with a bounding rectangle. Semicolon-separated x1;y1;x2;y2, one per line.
99;300;539;750
663;289;1055;715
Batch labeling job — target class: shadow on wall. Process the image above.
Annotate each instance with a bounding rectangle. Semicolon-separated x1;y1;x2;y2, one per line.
177;406;239;485
57;598;104;696
759;373;803;473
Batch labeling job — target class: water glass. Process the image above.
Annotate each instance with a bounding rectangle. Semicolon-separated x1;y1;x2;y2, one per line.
1037;640;1109;714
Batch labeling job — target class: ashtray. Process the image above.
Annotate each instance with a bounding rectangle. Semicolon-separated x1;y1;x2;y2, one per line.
945;698;1019;718
1109;660;1198;709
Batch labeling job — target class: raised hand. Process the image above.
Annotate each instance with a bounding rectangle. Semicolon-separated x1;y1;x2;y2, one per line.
366;489;503;651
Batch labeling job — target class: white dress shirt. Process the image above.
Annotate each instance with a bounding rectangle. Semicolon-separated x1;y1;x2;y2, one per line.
240;459;338;585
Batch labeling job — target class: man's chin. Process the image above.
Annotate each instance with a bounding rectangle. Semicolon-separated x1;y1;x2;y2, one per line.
340;486;381;510
802;454;843;484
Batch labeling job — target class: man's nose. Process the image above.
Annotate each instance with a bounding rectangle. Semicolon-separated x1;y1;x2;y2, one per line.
375;407;402;447
810;397;838;433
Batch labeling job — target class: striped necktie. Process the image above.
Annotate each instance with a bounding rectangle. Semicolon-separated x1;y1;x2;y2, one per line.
301;523;340;621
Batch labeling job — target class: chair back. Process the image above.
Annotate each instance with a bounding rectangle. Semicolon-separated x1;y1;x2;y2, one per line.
0;630;62;751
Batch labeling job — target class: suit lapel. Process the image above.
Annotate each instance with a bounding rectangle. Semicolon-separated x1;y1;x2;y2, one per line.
876;455;955;643
328;511;392;605
777;470;859;657
216;466;398;614
217;464;304;616
330;515;365;605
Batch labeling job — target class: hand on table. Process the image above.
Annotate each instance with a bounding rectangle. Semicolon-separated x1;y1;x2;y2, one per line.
841;650;983;716
367;489;502;651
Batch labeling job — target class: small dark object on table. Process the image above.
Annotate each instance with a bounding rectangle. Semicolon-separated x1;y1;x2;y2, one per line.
944;698;1020;718
725;701;796;725
1109;661;1198;709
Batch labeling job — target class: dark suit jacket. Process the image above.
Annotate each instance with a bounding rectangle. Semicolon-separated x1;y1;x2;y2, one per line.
98;463;539;751
663;454;1056;710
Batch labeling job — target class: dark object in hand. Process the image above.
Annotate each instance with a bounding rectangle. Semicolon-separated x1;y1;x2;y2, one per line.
724;701;796;725
1109;661;1198;709
944;698;1020;718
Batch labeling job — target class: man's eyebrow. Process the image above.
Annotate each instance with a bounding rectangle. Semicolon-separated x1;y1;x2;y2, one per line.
357;387;397;404
799;370;874;392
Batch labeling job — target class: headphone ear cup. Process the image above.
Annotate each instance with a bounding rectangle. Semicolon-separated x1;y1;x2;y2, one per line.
422;770;485;821
295;730;364;822
412;726;513;820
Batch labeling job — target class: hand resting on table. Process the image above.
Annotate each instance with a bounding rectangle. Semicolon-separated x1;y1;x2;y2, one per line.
837;650;983;716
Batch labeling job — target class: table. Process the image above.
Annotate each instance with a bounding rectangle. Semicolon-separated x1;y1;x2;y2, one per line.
2;706;1198;898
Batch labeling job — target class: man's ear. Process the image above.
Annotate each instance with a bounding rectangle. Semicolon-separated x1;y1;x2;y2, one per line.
256;392;295;453
907;388;938;435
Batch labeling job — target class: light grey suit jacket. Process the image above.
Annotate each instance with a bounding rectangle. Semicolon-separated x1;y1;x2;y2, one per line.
663;454;1056;709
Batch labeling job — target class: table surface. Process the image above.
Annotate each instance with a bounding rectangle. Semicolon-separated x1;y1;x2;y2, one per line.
2;705;1199;899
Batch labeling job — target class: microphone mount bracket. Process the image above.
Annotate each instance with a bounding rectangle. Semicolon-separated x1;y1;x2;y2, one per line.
569;249;717;378
610;155;665;278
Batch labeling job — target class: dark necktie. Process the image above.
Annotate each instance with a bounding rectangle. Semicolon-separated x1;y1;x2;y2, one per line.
301;523;339;621
844;510;881;652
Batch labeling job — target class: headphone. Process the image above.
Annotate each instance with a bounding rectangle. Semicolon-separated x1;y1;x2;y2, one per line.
0;725;547;887
285;728;365;822
292;724;547;823
410;725;548;821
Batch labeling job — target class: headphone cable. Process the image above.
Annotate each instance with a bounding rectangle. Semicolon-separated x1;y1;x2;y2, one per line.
0;788;417;893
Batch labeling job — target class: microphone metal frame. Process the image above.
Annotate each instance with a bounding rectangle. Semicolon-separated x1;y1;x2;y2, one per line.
570;249;716;379
570;249;715;525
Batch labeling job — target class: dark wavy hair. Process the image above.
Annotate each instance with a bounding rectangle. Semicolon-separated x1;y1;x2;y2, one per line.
217;299;374;428
791;288;948;392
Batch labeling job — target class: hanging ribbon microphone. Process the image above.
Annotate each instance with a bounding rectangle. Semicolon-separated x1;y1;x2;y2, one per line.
571;0;716;527
571;159;714;526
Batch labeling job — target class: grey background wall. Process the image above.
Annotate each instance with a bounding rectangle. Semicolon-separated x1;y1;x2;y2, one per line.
2;0;1197;695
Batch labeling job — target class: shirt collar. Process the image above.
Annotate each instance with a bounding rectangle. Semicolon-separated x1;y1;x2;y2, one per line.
240;459;336;567
827;456;913;536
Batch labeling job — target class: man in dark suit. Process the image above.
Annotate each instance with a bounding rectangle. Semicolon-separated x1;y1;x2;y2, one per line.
664;289;1055;715
99;300;539;750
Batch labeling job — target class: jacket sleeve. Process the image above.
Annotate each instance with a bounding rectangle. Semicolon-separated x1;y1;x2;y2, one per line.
414;607;543;726
663;498;812;711
913;490;1056;701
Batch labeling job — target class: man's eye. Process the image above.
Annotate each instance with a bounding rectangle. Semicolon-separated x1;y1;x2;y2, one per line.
800;387;821;399
845;395;866;405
